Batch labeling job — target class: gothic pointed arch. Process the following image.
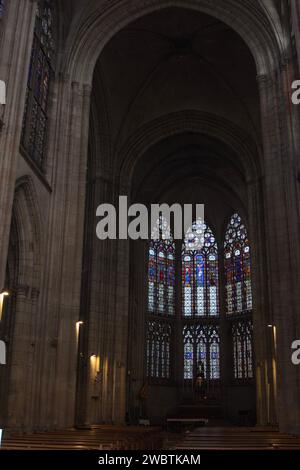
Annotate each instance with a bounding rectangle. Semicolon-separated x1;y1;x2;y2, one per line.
62;0;285;84
0;176;43;428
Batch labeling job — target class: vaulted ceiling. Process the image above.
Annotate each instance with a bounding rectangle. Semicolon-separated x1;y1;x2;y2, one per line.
93;7;261;151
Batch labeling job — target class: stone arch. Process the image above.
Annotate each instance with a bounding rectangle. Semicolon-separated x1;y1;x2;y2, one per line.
1;176;43;429
116;110;262;190
62;1;294;429
63;0;287;84
116;110;267;425
13;176;42;291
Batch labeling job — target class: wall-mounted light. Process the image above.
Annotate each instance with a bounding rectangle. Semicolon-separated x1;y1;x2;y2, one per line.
76;321;84;338
267;324;273;328
0;80;5;105
1;290;10;297
0;80;6;131
90;355;100;381
0;289;10;322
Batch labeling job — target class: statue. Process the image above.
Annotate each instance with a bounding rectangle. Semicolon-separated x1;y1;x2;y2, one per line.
195;360;206;399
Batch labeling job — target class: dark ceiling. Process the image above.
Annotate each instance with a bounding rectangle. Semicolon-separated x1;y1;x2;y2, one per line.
94;7;261;148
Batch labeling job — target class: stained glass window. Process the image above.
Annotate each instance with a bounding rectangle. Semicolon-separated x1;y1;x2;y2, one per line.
146;321;171;379
148;217;175;315
182;219;219;317
224;214;252;315
232;320;253;379
21;1;55;169
209;327;220;379
0;1;4;17
183;325;220;380
183;326;194;379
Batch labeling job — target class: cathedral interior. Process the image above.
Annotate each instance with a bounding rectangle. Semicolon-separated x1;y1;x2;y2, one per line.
0;0;300;453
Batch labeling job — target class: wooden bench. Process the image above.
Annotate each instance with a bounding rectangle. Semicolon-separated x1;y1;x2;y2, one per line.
173;427;300;450
1;425;163;451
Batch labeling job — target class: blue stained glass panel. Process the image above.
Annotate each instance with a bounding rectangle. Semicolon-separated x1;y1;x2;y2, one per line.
182;219;219;317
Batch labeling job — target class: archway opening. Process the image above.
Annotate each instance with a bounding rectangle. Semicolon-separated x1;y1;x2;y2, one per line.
128;132;256;425
80;5;265;427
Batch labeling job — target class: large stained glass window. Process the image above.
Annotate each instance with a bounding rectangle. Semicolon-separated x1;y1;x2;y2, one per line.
21;1;55;169
232;320;253;379
147;217;174;381
224;214;254;381
224;214;252;315
146;321;171;379
146;213;255;386
183;325;220;380
148;217;175;316
182;219;219;317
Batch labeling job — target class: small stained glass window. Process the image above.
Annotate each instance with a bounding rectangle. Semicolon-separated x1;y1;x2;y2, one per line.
232;320;253;379
183;324;220;380
0;1;5;18
146;321;171;379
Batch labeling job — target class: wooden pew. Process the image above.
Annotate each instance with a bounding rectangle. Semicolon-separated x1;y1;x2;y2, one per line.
1;425;163;451
173;427;300;450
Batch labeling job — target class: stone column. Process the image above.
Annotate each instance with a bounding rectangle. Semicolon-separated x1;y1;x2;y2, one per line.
291;0;300;73
32;77;92;430
257;62;300;434
0;0;37;290
248;177;274;425
78;169;131;426
6;284;38;430
111;183;131;424
127;235;148;423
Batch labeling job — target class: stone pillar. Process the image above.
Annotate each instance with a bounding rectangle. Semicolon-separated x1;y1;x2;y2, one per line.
91;174;119;425
77;167;131;426
126;236;146;424
111;183;131;424
31;77;92;430
257;63;300;434
291;0;300;73
6;284;39;430
248;177;274;425
112;237;130;424
0;0;36;290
